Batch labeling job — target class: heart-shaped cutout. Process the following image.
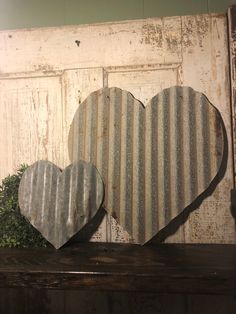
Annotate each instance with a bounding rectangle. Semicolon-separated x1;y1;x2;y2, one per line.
68;86;224;244
18;160;104;249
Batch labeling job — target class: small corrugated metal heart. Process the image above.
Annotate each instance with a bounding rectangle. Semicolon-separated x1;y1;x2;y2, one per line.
18;160;104;249
68;86;225;244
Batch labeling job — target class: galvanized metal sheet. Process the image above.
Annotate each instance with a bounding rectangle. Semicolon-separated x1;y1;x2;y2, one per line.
18;160;104;249
68;86;225;244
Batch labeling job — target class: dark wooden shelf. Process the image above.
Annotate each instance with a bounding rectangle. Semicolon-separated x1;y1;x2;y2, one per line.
0;243;235;295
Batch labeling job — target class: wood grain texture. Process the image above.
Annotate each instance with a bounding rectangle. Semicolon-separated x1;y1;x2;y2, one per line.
1;289;236;314
18;160;104;249
0;288;236;314
0;243;235;295
228;5;236;187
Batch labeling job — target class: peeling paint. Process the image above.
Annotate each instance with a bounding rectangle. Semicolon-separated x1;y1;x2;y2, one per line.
0;14;233;246
141;23;163;48
182;16;209;48
33;64;55;72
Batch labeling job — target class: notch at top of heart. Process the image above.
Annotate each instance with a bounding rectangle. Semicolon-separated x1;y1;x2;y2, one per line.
68;86;225;245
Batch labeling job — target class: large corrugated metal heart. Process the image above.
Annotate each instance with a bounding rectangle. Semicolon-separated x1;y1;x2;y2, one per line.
18;160;104;249
68;86;224;244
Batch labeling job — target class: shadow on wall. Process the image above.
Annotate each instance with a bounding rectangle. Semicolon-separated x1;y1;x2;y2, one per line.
66;207;106;246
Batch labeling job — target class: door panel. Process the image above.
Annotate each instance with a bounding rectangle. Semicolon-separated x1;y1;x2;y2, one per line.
0;76;64;179
61;68;104;167
0;17;182;74
0;13;234;244
179;14;234;244
106;64;181;104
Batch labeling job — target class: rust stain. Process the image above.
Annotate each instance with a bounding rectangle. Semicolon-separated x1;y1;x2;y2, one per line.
182;18;195;47
141;24;163;48
33;64;54;72
182;16;209;48
166;36;179;52
163;22;180;52
75;40;80;47
195;16;209;47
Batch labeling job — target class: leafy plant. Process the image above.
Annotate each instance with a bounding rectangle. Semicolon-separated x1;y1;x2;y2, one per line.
0;165;50;248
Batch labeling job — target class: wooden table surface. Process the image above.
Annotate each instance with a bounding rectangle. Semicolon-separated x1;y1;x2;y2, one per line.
0;243;235;295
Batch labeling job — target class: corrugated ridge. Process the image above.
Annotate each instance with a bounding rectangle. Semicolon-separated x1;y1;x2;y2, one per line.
19;160;104;249
68;86;224;244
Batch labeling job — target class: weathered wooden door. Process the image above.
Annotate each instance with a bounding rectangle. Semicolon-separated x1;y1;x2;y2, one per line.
0;11;236;314
0;13;234;245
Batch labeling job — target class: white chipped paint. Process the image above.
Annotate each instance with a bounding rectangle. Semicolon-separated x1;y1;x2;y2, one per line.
0;13;234;245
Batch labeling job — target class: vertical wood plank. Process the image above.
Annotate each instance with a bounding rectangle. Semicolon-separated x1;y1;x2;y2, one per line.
64;291;187;314
228;5;236;188
61;68;104;167
65;291;109;314
167;13;235;244
0;288;56;314
0;288;27;314
186;295;236;314
45;290;65;314
0;76;64;179
27;288;50;314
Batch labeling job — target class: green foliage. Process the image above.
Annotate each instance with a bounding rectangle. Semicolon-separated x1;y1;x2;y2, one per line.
0;165;50;248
